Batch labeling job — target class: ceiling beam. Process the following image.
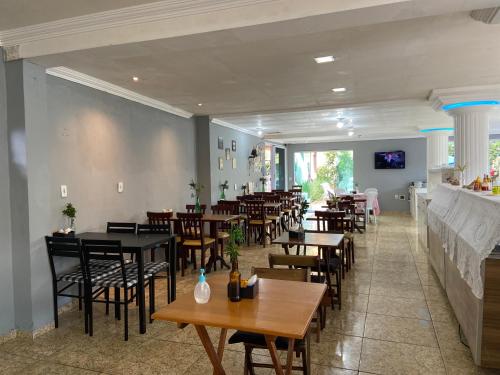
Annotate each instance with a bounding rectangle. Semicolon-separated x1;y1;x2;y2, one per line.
0;0;408;61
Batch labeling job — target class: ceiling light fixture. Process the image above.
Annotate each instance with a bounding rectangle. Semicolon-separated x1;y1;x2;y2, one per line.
132;76;139;82
314;55;335;64
197;103;203;107
257;130;263;136
348;130;354;136
336;121;344;129
332;87;346;93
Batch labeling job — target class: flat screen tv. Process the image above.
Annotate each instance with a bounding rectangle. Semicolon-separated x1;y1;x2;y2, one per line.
375;150;405;169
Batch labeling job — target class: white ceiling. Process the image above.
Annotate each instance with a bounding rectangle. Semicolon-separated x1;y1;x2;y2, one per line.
12;1;500;142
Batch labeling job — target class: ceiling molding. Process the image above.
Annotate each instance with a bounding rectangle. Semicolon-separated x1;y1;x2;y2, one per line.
0;0;274;47
471;8;500;24
428;85;500;111
277;134;425;145
46;66;192;118
211;118;260;138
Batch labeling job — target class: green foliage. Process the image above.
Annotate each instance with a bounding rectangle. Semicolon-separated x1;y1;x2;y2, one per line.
62;203;76;219
225;225;244;262
489;140;500;172
188;179;204;198
316;152;338;182
298;200;310;223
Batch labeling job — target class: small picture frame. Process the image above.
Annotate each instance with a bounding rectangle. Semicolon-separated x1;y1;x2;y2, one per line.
231;140;236;152
225;148;231;160
232;158;237;169
218;157;224;170
218;137;223;150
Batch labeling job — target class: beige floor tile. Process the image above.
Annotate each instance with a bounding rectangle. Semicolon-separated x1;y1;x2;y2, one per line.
364;313;438;347
0;351;36;373
310;334;362;370
340;292;369;313
441;348;482;375
369;281;425;300
371;269;420;285
19;362;99;375
422;284;448;304
323;310;366;337
367;295;431;320
426;299;458;324
311;364;358;375
433;320;470;353
359;338;446;375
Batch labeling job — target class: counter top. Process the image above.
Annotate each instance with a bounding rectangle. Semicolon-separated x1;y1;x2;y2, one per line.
427;184;500;299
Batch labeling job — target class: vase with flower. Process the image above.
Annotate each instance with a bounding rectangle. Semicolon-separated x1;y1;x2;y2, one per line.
188;179;204;213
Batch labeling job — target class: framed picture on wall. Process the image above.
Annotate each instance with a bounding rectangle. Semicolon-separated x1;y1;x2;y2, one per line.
232;158;237;169
232;140;236;152
218;157;224;170
218;137;223;150
225;148;231;160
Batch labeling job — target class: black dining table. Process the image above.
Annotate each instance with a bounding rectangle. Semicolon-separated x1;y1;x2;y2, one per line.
76;231;176;334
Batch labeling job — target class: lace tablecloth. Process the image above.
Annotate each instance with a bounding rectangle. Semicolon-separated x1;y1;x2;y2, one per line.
427;184;500;299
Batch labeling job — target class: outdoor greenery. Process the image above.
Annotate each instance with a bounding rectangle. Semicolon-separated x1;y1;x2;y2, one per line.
295;150;353;202
449;140;500;172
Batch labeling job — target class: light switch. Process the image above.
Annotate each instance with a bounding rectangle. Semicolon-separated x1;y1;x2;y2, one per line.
118;182;124;193
60;185;68;198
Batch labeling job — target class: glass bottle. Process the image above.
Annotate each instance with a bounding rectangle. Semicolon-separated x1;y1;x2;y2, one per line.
229;260;241;302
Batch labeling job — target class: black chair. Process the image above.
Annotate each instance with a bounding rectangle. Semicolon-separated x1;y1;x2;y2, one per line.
137;224;171;303
81;239;156;341
106;222;137;234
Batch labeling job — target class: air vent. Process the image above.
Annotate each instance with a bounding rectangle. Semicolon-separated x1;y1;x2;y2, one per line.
264;131;282;136
471;8;500;24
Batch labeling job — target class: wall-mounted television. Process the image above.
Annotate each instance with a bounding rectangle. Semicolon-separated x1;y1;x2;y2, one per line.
375;150;405;169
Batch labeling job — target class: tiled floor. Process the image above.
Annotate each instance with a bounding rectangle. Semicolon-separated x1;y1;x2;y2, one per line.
1;214;499;374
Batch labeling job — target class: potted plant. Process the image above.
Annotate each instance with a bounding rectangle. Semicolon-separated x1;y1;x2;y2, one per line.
241;184;248;196
220;180;229;200
455;164;467;187
289;200;309;240
188;179;204;213
62;203;77;232
226;225;244;302
259;175;267;192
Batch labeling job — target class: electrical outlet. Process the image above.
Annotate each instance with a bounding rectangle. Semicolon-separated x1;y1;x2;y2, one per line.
234;183;238;191
394;194;399;199
399;195;406;200
60;185;68;198
117;182;124;193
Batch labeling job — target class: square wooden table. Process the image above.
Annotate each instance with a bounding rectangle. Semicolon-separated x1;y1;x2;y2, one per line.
272;232;344;255
152;273;325;375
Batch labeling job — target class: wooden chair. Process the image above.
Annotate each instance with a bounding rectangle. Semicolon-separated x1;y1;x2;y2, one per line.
185;204;207;214
176;213;215;276
245;200;272;248
263;194;282;238
337;202;356;266
277;191;295;226
268;254;325;342
106;222;137;234
211;204;235;268
229;267;310;374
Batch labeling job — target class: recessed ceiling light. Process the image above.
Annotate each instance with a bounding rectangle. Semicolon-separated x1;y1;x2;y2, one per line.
257;130;263;136
336;121;344;129
132;76;139;82
348;130;354;136
197;103;203;107
314;55;335;64
332;87;346;93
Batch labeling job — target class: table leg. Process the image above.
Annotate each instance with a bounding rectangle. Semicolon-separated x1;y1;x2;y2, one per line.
282;244;289;255
264;335;284;375
137;249;146;334
214;328;228;375
207;222;229;272
169;236;177;302
194;325;226;375
285;338;295;375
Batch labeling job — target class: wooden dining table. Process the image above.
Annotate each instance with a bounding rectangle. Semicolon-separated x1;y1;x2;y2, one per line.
272;231;344;255
170;213;240;272
152;273;326;375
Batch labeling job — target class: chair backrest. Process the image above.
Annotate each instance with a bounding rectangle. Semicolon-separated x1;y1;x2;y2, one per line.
218;200;241;214
263;194;280;203
314;210;346;232
334;188;346;196
147;211;172;225
137;223;171;235
291;185;302;191
45;236;84;280
268;254;319;269
278;191;294;209
364;188;378;194
185;204;207;214
365;190;378;209
107;222;137;234
176;212;204;240
338;201;355;214
245;200;265;221
211;204;233;215
251;267;308;282
81;239;125;284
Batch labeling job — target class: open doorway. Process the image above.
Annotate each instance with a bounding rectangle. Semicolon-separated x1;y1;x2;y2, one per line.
293;150;354;209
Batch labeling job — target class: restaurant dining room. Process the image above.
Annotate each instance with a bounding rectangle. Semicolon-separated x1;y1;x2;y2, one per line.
2;1;500;374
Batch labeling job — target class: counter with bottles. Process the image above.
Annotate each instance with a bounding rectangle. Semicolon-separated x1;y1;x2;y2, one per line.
426;183;500;368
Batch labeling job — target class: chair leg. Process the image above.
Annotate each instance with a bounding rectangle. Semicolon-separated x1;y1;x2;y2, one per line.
78;283;82;311
149;277;155;324
88;284;94;337
52;283;59;329
262;224;266;248
114;287;121;320
167;267;171;304
124;287;129;341
302;346;309;375
105;288;110;315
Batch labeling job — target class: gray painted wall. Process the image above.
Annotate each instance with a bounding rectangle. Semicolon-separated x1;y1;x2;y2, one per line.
287;138;427;212
209;123;261;204
0;50;15;336
14;61;197;330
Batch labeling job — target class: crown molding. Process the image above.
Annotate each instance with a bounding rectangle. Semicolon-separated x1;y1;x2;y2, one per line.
428;85;500;111
471;7;500;24
46;67;192;118
211;118;260;138
0;0;273;47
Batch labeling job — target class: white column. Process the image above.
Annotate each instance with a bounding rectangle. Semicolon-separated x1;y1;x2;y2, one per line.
449;108;490;184
426;131;451;169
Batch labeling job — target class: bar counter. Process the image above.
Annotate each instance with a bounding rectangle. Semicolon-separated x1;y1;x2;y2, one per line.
426;184;500;368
